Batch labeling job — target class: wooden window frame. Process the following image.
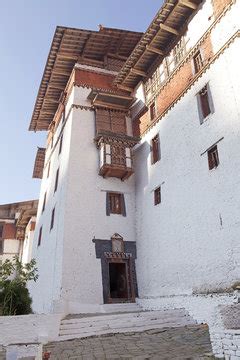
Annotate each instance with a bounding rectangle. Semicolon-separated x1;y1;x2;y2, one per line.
47;162;51;178
151;134;160;164
197;84;214;124
50;207;55;231
106;192;126;216
54;168;59;193
154;187;161;206
0;224;3;238
193;50;203;74
58;134;63;155
0;239;4;254
42;192;47;213
208;145;219;170
38;226;43;247
150;102;156;121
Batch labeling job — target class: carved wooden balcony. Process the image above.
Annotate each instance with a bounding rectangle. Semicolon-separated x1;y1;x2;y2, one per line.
95;132;139;181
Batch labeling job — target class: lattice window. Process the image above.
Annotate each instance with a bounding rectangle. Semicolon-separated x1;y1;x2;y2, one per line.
173;37;186;67
208;145;219;170
111;143;126;166
193;51;203;73
154;187;161;205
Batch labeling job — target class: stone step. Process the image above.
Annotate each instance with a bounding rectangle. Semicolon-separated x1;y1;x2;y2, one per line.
99;303;141;313
61;309;189;326
58;309;196;341
58;322;195;342
60;312;192;330
59;318;195;336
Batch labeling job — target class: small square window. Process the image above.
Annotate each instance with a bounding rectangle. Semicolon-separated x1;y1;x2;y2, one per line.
42;192;47;213
106;193;126;216
47;162;51;178
38;226;42;247
58;134;63;155
0;239;4;254
54;168;59;193
50;207;55;231
109;193;122;214
193;51;203;74
154;187;161;205
150;102;156;121
0;224;3;238
208;145;219;170
197;84;214;124
199;85;211;118
151;134;160;164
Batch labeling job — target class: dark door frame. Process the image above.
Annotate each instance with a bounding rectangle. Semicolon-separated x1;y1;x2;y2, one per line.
105;253;135;304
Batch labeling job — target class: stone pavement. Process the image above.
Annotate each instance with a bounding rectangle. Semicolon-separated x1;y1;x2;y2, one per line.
43;324;215;360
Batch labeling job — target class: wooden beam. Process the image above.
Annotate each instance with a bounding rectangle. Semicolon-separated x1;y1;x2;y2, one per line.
107;53;128;61
57;52;79;60
146;45;164;56
117;84;134;93
48;84;65;90
52;69;71;77
159;23;179;36
98;92;133;101
131;68;147;77
93;100;128;111
178;0;198;10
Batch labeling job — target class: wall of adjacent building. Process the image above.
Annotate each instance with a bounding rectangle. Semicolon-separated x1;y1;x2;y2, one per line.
29;101;74;313
134;0;240;300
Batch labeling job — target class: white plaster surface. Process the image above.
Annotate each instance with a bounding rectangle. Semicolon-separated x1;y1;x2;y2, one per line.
0;314;62;346
135;30;240;300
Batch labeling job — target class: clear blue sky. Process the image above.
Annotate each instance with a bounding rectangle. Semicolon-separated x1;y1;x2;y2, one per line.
0;0;161;205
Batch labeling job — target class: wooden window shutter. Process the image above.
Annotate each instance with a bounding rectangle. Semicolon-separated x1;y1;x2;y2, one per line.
197;93;204;124
121;194;126;217
106;192;110;216
206;83;215;114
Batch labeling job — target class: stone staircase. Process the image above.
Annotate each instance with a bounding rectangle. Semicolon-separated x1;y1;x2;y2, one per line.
58;306;197;341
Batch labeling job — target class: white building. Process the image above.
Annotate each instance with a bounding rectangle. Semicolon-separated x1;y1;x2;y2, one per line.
0;200;38;264
29;0;240;315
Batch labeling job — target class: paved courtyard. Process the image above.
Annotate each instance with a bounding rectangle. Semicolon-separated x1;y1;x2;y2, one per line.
43;324;215;360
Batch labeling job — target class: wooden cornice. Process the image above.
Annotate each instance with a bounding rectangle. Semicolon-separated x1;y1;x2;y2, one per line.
179;0;198;10
130;68;147;77
117;84;134;93
146;45;164;56
159;23;179;36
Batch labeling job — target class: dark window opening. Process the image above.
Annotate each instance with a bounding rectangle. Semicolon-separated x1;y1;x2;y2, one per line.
208;145;219;170
47;162;51;178
154;187;161;205
54;168;59;193
199;85;211;119
109;193;122;214
150;102;156;121
58;134;63;155
193;51;203;73
42;192;47;213
0;239;4;254
0;224;3;238
38;226;42;247
109;262;128;299
50;207;55;231
151;134;160;164
106;192;126;216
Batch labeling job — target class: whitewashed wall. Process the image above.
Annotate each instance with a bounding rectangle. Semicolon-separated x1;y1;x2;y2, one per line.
0;239;20;263
0;314;61;346
30;77;136;314
60;86;136;313
29;99;74;313
134;2;240;300
21;217;36;264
